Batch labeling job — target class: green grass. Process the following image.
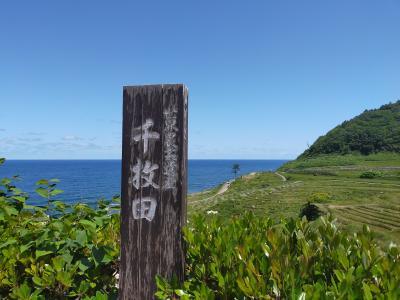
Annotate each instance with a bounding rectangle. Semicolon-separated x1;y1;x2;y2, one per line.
280;152;400;170
188;153;400;246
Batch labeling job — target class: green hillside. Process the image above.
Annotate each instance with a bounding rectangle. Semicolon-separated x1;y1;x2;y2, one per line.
189;101;400;245
300;101;400;157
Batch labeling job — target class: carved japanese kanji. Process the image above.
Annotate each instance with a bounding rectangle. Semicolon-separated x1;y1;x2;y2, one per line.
129;158;160;190
132;118;160;154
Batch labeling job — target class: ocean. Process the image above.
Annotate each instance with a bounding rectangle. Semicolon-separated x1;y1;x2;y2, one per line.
0;159;288;206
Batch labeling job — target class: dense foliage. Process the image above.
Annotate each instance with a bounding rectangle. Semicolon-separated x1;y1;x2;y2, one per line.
0;158;120;299
157;214;400;299
300;101;400;157
1;158;400;299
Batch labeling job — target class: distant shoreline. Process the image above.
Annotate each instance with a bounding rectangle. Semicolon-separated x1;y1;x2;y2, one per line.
1;160;289;204
4;158;292;161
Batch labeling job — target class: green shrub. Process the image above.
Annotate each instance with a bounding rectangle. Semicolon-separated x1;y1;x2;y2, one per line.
299;202;323;221
360;170;382;179
157;214;400;299
309;192;331;203
0;160;120;299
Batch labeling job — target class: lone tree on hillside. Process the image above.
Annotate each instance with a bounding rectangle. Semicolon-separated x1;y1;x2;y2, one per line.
232;163;240;178
299;202;322;221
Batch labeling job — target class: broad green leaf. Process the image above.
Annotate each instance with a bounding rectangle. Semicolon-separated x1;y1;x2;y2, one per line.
56;271;73;287
52;200;66;211
3;205;18;216
35;187;48;198
11;188;23;195
92;246;113;266
62;251;73;265
12;195;26;202
32;276;44;287
11;281;31;299
92;291;108;300
52;256;65;272
35;179;49;185
75;230;88;247
49;189;64;197
20;241;35;254
78;281;90;293
35;250;53;259
79;220;97;232
1;177;11;185
78;258;91;272
362;283;373;300
94;215;108;227
0;238;17;249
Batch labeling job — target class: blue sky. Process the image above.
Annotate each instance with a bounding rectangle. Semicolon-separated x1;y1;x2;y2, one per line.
1;1;399;159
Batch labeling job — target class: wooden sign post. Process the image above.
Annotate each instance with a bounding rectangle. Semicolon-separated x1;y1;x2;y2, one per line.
119;84;188;299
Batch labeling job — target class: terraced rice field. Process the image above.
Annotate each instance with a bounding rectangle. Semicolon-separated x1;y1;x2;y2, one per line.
189;154;400;246
325;204;400;243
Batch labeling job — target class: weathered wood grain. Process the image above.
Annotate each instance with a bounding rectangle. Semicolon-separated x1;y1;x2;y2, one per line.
119;84;188;299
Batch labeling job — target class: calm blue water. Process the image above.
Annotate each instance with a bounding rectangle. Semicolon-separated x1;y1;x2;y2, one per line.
0;160;288;206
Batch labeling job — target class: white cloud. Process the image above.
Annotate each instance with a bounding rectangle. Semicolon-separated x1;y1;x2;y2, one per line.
17;137;42;142
189;144;298;159
62;135;83;141
26;132;45;136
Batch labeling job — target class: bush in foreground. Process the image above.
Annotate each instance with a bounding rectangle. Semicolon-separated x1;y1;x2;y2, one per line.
0;171;120;299
157;214;400;299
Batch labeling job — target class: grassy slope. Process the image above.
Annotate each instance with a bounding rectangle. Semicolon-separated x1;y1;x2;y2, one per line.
188;153;400;246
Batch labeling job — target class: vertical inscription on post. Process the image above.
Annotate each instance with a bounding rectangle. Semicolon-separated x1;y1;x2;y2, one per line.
120;84;188;299
163;102;179;193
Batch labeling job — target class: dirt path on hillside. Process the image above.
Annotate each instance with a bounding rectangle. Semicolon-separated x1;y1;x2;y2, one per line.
326;204;380;209
243;172;257;180
216;180;232;195
275;172;287;182
189;180;233;204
